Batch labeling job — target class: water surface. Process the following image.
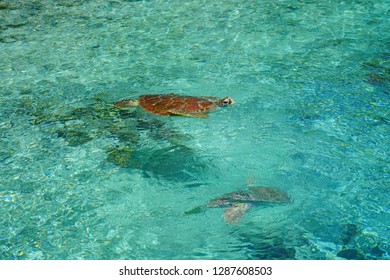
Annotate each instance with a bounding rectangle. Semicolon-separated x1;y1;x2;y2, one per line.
0;0;389;259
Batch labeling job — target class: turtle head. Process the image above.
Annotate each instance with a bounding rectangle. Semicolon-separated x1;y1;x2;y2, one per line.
114;99;139;108
219;96;235;107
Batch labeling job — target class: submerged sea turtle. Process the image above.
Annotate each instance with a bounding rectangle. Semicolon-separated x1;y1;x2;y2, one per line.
185;187;291;223
114;94;235;118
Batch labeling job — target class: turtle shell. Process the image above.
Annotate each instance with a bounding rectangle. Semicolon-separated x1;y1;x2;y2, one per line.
185;186;290;224
138;94;227;117
206;187;291;208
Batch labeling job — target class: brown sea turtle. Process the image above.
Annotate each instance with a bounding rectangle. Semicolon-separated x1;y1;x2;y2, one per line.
114;94;235;118
185;187;291;223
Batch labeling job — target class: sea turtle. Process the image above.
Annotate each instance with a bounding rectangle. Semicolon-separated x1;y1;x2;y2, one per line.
114;94;235;118
185;187;291;223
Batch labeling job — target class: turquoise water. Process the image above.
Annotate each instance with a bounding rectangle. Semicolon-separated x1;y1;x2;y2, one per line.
0;0;389;260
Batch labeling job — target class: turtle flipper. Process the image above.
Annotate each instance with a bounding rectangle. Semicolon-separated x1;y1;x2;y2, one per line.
183;206;206;216
223;203;251;223
167;109;209;118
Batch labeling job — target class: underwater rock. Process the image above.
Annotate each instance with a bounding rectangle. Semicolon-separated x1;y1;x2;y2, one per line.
362;59;390;87
340;223;361;245
135;117;190;143
136;145;208;181
105;144;208;181
239;234;297;260
0;149;13;161
106;146;135;168
370;244;386;258
366;73;389;86
107;125;140;143
56;127;92;146
249;246;296;260
29;93;204;180
57;0;84;7
34;102;140;147
337;248;366;260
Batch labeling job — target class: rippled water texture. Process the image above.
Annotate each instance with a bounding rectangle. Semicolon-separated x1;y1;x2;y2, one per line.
0;0;389;259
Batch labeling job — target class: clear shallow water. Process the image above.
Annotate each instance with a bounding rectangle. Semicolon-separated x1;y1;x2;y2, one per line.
0;0;389;259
